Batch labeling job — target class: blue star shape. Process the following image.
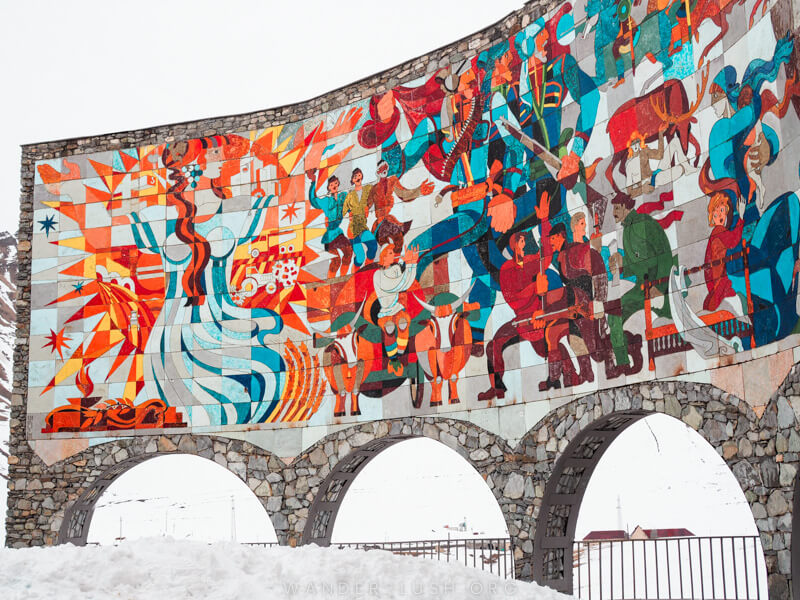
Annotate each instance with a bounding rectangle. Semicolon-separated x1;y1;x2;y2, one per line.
72;281;85;295
38;214;57;237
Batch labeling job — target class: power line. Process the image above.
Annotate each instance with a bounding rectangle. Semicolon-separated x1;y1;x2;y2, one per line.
95;491;254;509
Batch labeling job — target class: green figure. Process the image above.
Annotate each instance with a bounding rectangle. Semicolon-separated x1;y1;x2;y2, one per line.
607;192;676;367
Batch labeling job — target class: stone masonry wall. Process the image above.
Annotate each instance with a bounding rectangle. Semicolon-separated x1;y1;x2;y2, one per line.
283;371;798;590
8;369;795;589
6;367;798;593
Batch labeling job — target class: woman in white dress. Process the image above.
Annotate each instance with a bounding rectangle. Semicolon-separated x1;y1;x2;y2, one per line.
123;135;284;428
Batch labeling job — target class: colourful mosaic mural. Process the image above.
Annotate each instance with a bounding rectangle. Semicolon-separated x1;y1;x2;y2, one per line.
28;0;800;442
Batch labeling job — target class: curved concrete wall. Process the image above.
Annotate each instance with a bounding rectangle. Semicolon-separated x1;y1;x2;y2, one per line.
8;0;800;593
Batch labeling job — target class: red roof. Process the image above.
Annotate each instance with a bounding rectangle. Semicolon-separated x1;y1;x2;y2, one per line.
644;528;694;538
582;530;627;541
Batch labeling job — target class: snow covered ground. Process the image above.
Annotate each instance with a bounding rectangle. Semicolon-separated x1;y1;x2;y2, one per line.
0;538;568;600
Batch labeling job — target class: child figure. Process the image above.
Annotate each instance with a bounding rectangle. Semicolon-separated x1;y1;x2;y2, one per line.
703;193;746;315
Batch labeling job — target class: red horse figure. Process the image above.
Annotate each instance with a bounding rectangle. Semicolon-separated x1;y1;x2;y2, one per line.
605;73;707;193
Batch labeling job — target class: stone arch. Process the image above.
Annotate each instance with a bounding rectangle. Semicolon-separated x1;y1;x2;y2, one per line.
285;417;515;548
301;435;417;545
59;452;155;545
511;373;798;592
40;433;287;546
529;410;654;591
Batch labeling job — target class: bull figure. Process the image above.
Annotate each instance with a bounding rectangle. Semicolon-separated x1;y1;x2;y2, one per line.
309;301;372;418
413;283;477;408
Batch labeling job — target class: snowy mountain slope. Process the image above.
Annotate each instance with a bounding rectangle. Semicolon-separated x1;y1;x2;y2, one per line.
0;231;17;543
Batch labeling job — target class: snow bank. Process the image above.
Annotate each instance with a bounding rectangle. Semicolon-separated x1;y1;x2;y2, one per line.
0;538;571;600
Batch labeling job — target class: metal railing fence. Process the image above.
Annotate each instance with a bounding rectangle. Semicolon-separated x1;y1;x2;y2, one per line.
329;537;515;579
240;541;280;547
574;535;766;600
244;537;514;579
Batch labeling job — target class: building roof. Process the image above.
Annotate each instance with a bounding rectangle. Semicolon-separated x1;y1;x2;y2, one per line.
583;527;695;542
644;528;694;538
582;530;628;541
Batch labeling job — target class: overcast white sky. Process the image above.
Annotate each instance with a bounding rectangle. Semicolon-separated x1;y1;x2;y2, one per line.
0;0;525;233
575;414;756;538
87;455;278;545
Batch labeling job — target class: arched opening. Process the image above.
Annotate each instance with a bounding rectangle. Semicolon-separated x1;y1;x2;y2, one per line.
62;454;277;545
532;411;768;597
331;437;508;542
303;435;512;576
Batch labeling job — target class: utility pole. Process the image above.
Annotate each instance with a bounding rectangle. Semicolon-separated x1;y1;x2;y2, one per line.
230;495;236;542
